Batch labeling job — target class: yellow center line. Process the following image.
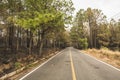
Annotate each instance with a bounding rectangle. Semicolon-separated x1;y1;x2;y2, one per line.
70;49;77;80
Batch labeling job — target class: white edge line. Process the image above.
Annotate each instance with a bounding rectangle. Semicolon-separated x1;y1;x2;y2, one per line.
79;51;120;72
19;49;65;80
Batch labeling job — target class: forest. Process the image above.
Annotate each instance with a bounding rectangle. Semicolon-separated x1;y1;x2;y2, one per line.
0;0;74;78
71;8;120;51
0;0;120;79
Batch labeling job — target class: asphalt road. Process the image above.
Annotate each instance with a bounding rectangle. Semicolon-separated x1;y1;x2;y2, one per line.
19;47;120;80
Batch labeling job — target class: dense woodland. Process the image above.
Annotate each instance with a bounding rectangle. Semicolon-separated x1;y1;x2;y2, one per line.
70;8;120;51
0;0;74;77
0;0;74;55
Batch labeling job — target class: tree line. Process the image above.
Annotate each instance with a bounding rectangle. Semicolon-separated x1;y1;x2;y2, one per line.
0;0;74;56
70;8;120;51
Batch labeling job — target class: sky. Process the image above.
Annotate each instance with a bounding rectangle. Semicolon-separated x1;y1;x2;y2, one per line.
72;0;120;21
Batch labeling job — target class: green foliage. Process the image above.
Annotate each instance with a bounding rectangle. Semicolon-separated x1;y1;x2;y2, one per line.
70;9;88;49
15;62;22;69
78;38;88;49
7;0;74;31
101;46;109;50
97;23;110;47
72;7;119;51
70;25;88;49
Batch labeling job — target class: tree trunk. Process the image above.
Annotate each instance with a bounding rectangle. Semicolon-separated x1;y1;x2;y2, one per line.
89;20;93;48
37;30;41;48
29;30;33;54
38;31;44;56
39;40;43;56
16;27;20;52
8;24;14;51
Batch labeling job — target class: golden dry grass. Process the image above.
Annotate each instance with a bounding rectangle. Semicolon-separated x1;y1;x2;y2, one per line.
82;48;120;69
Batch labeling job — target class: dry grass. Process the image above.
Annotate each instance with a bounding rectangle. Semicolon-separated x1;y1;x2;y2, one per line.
82;48;120;69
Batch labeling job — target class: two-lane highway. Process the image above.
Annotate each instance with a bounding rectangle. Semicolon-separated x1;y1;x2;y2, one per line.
19;47;120;80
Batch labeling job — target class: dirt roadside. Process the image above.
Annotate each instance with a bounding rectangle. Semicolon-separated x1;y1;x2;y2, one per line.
1;49;61;80
81;48;120;69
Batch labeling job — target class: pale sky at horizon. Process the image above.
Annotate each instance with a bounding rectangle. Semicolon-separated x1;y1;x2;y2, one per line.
72;0;120;21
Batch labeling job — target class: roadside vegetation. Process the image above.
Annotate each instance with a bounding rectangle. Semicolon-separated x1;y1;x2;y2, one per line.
82;48;120;68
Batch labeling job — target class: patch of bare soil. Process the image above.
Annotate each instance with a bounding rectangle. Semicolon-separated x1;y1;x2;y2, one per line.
81;48;120;69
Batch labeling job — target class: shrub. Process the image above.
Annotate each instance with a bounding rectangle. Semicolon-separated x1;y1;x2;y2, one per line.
78;38;88;49
14;62;22;69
